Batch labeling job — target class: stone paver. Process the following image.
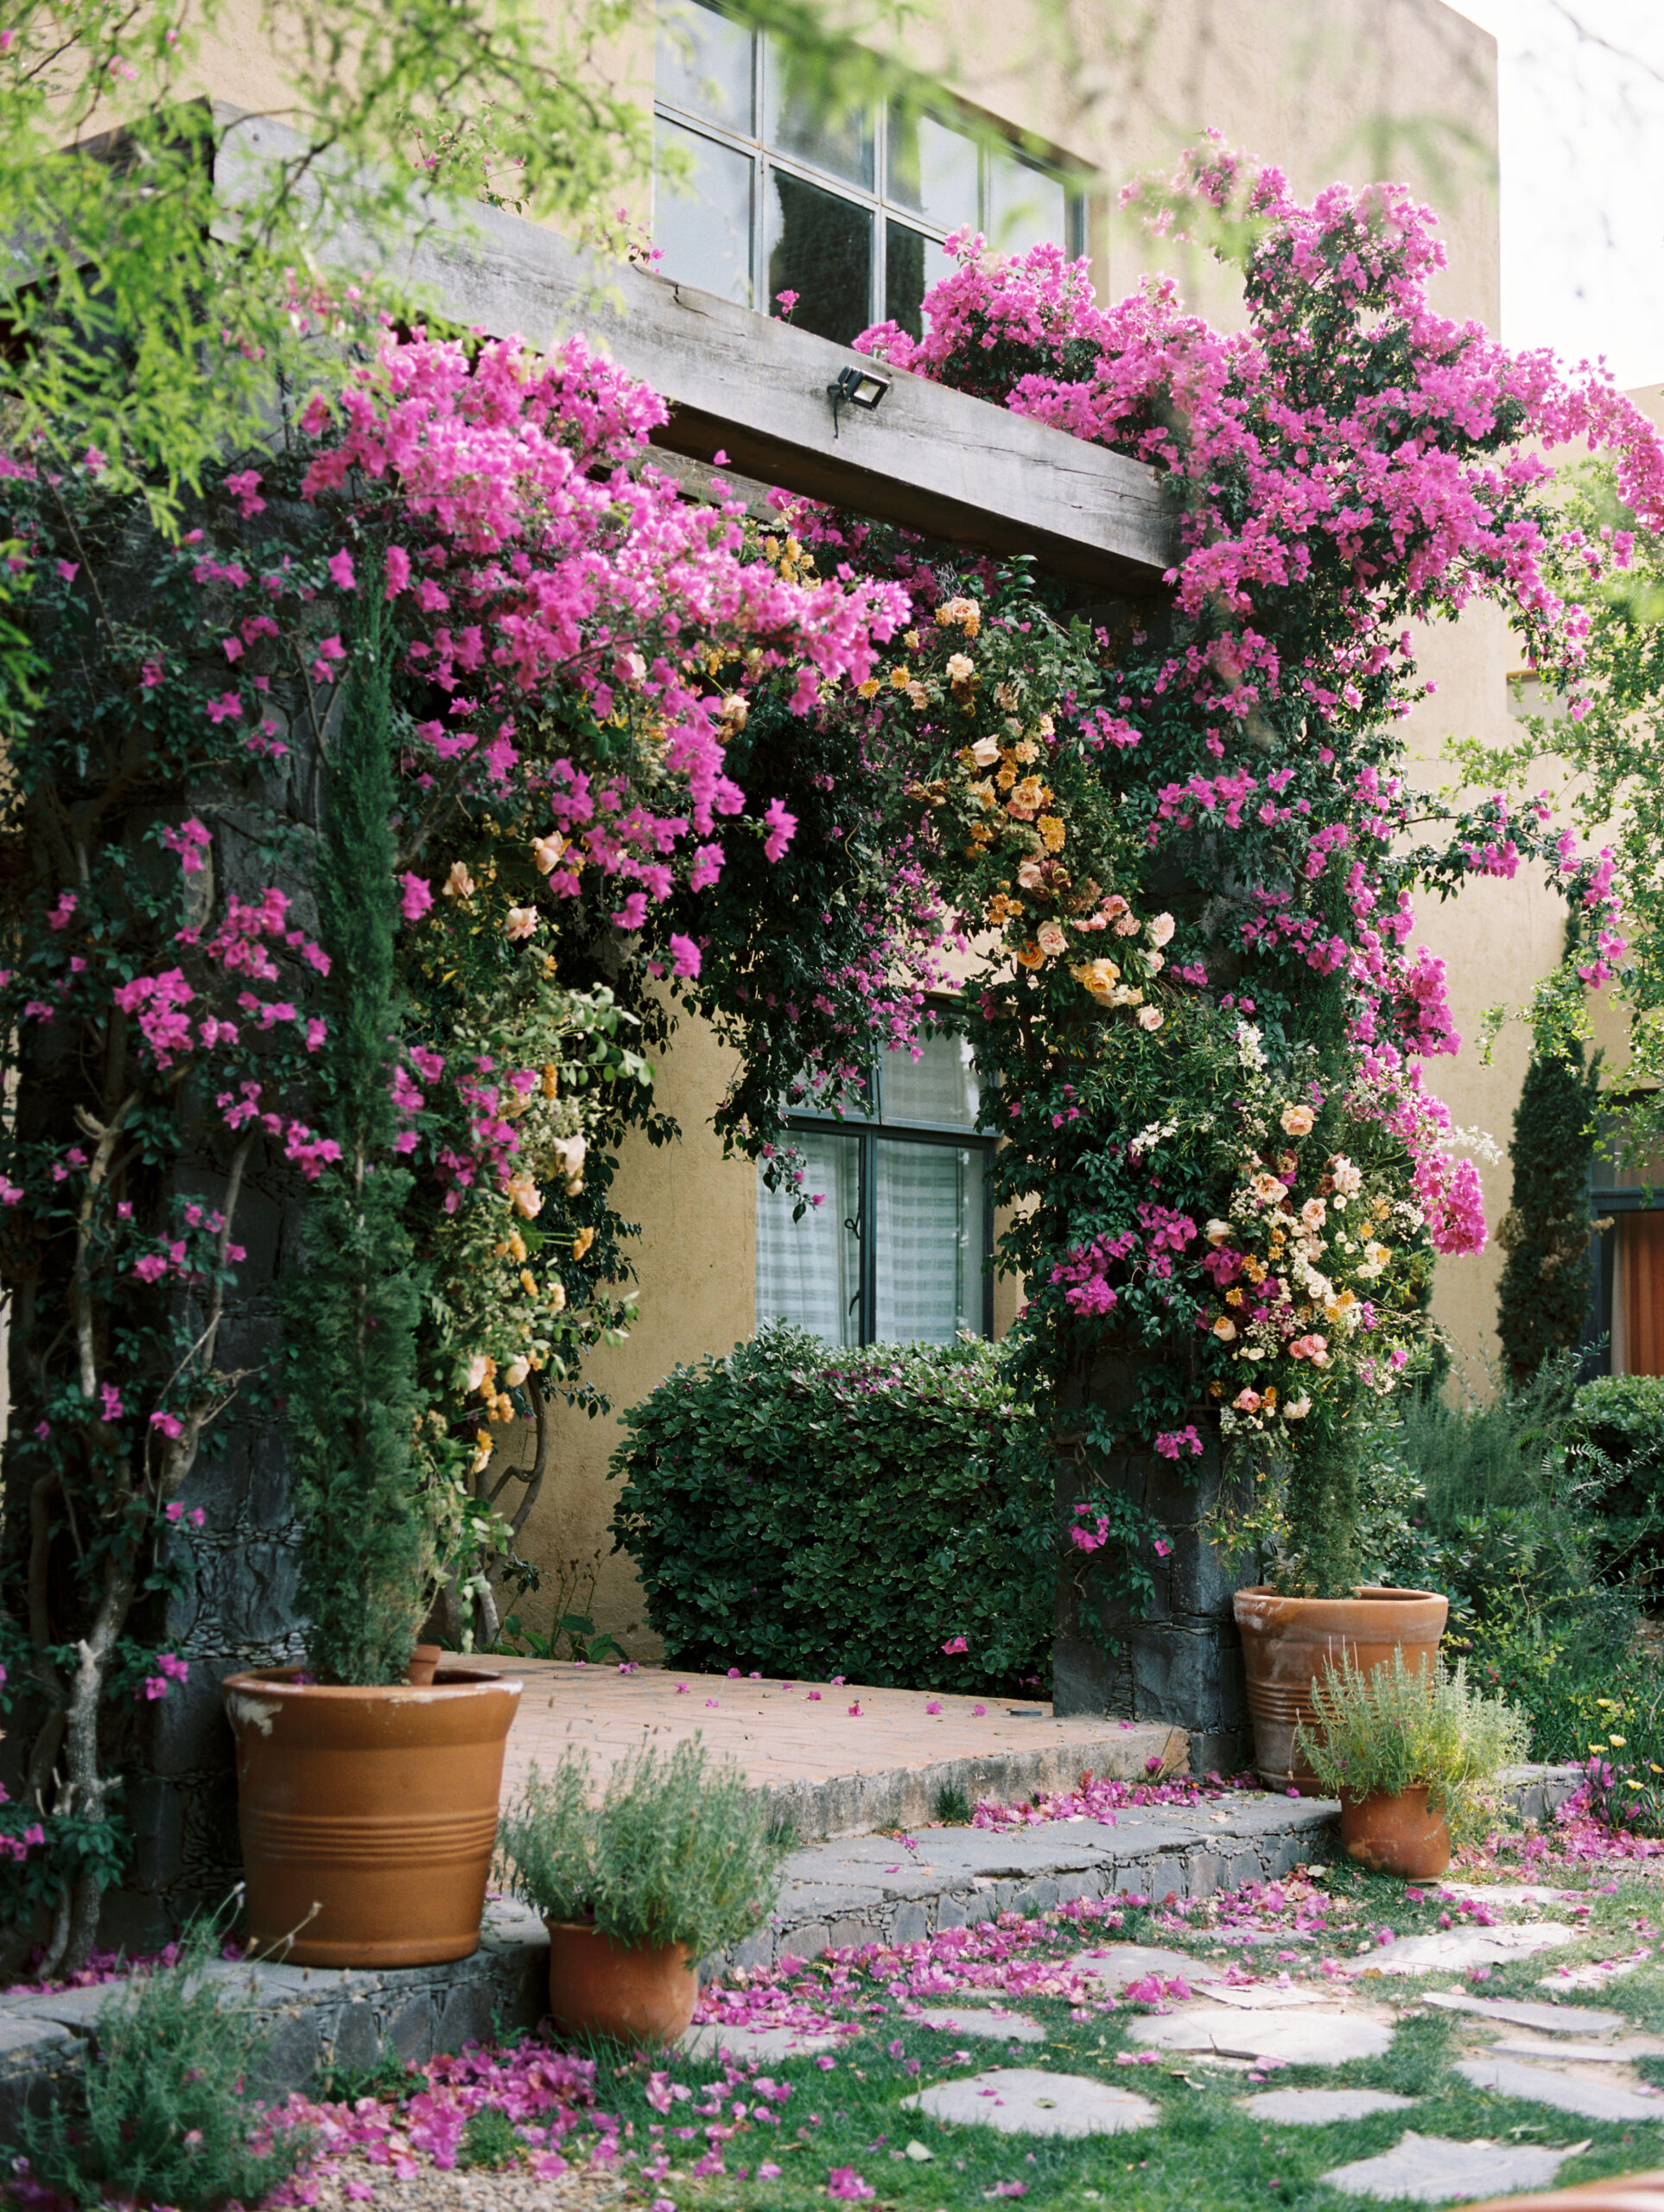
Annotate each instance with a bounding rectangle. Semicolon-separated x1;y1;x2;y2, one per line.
911;2006;1045;2043
1367;1923;1576;1976
901;2066;1158;2137
1322;2133;1578;2204
1436;1884;1578;1909
488;1660;1182;1840
680;2022;845;2063
1489;2036;1664;2065
1423;1993;1628;2037
1066;1944;1227;1991
1245;2088;1418;2124
1458;2055;1664;2124
1127;2003;1393;2066
1543;1959;1649;1993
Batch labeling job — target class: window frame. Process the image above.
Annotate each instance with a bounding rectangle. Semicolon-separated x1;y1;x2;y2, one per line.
652;3;1085;330
765;1033;997;1345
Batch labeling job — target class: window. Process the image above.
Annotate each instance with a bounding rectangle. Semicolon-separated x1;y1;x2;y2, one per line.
1592;1116;1664;1375
756;1030;994;1345
654;0;1083;346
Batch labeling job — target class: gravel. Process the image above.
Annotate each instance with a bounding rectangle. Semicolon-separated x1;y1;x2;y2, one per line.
301;2152;642;2212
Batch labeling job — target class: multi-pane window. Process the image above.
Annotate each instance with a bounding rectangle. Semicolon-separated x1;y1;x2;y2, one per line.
654;0;1083;346
1591;1116;1664;1375
757;1031;994;1345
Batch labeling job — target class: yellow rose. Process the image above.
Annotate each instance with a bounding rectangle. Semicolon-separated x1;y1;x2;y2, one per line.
1280;1103;1316;1137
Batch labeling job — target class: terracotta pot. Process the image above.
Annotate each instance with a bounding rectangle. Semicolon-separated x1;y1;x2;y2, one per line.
545;1921;697;2047
1457;2174;1664;2212
405;1643;443;1687
223;1666;521;1967
1339;1785;1451;1878
1232;1585;1448;1794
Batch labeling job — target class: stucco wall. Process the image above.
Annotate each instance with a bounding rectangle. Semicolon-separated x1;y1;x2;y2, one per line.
168;0;1573;1647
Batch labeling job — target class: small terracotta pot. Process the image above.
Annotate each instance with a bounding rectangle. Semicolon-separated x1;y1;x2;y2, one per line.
223;1666;521;1967
1233;1585;1449;1794
406;1643;443;1687
1339;1785;1451;1878
1455;2168;1664;2211
545;1921;697;2047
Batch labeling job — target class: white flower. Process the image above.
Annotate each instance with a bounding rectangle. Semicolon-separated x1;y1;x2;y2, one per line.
1235;1020;1267;1070
505;905;539;940
946;652;976;683
442;861;475;900
503;1357;530;1388
970;735;1001;767
1284;1396;1312;1421
1205;1218;1233;1245
531;833;568;874
550;1133;587;1193
1148;912;1175;947
465;1352;492;1393
1135;1004;1164;1031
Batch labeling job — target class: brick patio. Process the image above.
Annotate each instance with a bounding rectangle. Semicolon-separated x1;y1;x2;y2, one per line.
475;1659;1184;1841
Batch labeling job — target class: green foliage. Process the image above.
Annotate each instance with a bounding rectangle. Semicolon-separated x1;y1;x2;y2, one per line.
286;596;428;1684
498;1738;787;1956
457;2105;524;2169
0;0;650;518
1569;1372;1664;1591
1364;1358;1656;1759
19;1916;310;2211
1295;1648;1529;1844
932;1783;973;1825
1496;1020;1602;1389
609;1326;1052;1693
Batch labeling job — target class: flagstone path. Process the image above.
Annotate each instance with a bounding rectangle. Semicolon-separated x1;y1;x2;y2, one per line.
900;2065;1159;2136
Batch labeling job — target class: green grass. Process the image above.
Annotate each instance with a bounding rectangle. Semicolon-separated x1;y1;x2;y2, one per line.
562;1867;1664;2210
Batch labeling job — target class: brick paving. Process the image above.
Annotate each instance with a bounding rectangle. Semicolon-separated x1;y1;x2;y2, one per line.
474;1658;1184;1840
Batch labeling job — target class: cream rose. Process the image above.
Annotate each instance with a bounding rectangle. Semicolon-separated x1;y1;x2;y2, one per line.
1280;1103;1316;1137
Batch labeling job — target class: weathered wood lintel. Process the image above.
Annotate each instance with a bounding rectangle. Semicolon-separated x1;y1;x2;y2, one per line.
213;111;1178;593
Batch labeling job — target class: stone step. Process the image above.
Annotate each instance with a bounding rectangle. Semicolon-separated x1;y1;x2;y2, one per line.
0;1761;1584;2128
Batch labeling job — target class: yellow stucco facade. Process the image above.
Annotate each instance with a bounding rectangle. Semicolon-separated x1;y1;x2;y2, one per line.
185;0;1637;1655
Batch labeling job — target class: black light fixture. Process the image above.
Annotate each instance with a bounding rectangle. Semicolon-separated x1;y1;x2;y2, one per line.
826;363;891;439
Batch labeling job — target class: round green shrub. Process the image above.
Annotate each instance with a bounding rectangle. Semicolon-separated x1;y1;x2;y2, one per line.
608;1326;1052;1694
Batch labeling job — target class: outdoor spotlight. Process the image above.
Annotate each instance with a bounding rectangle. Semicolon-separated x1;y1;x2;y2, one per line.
826;363;891;438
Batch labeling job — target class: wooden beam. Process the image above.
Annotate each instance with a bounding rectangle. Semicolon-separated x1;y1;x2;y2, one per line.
213;111;1177;592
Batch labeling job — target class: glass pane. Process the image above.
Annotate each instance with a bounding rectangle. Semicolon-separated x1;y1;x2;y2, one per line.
764;41;874;188
655;118;753;305
873;1141;987;1343
656;0;753;131
987;146;1068;254
785;1065;873;1121
1614;1211;1664;1376
879;1030;980;1129
756;1135;861;1346
765;174;872;345
888;109;979;231
1597;1110;1664;1192
885;219;960;340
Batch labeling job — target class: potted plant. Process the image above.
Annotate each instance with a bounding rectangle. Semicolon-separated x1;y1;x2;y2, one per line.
1295;1647;1529;1877
223;594;520;1967
1210;1073;1455;1790
498;1736;789;2046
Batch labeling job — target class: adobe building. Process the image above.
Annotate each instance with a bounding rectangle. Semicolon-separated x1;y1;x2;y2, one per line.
165;0;1643;1656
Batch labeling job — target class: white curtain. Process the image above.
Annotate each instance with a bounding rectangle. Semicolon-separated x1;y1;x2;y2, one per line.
873;1141;984;1343
755;1132;860;1344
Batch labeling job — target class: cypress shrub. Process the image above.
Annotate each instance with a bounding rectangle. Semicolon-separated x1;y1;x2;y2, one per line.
1496;1033;1602;1389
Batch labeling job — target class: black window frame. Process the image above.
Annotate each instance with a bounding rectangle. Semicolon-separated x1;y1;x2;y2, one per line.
652;0;1086;340
762;1030;997;1345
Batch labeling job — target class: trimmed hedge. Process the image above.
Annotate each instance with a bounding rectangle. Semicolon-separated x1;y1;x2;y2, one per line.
1570;1373;1664;1588
608;1327;1053;1695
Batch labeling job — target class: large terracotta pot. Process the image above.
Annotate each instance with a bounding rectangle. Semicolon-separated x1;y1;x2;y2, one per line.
1232;1585;1448;1793
223;1666;521;1967
1458;2176;1664;2212
545;1921;697;2047
1339;1785;1451;1878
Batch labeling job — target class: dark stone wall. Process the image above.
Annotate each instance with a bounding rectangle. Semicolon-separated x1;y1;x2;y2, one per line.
1051;1349;1254;1777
